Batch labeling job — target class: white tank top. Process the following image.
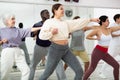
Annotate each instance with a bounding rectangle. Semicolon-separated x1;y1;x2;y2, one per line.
98;33;112;46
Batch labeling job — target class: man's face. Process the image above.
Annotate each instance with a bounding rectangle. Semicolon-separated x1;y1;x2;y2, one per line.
43;10;50;19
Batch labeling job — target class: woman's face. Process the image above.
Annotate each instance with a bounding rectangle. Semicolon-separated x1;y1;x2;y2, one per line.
116;17;120;23
103;18;109;27
55;5;64;18
6;17;15;27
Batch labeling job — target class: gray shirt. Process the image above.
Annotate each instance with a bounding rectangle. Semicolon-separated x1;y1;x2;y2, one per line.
70;30;85;51
0;27;31;49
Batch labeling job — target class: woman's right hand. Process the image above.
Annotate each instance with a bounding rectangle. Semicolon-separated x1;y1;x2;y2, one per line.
51;28;58;35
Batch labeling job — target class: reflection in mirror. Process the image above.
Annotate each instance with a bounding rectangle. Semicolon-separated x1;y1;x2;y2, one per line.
0;1;120;80
0;1;120;59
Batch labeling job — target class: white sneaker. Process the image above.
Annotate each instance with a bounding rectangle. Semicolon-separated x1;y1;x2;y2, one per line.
99;73;107;78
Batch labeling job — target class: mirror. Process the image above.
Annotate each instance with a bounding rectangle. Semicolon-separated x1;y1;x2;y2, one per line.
0;1;120;79
0;0;120;59
0;0;120;58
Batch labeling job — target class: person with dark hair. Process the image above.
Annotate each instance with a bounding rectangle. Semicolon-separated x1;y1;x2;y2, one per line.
19;22;23;28
73;16;80;19
99;14;120;78
12;22;30;69
83;15;120;80
39;3;99;80
29;9;67;80
0;13;41;80
64;0;79;2
18;22;30;65
64;16;92;72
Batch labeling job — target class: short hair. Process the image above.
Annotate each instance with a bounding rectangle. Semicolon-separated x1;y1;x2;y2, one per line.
2;13;15;26
18;22;23;28
113;14;120;22
73;16;80;19
40;9;48;17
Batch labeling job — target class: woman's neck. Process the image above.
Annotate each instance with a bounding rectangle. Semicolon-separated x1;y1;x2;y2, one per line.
53;17;62;21
54;15;61;19
100;25;107;29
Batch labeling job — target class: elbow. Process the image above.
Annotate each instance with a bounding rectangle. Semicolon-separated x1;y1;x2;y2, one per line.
86;36;90;39
86;37;89;39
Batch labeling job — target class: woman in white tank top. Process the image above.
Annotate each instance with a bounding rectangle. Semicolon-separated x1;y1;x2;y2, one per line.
83;15;120;80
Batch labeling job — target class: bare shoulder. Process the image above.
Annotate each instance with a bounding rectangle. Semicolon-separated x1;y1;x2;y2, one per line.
90;28;100;35
94;27;100;32
107;27;112;32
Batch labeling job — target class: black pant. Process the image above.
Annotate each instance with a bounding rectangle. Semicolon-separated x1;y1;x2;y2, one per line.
64;0;79;2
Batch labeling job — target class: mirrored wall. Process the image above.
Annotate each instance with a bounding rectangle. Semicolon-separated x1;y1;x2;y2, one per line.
0;2;120;54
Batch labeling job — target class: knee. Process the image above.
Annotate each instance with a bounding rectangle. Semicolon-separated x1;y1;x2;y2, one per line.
113;62;119;70
116;63;119;69
76;67;84;76
75;68;83;79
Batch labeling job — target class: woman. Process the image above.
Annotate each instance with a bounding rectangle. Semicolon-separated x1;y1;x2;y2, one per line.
83;15;120;80
39;3;99;80
99;14;120;78
0;13;40;80
29;9;67;80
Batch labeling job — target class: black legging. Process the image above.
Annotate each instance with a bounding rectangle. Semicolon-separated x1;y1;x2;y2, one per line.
83;45;119;80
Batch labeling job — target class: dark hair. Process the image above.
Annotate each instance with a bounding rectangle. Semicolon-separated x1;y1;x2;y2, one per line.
99;15;108;25
113;14;120;22
51;3;62;18
18;22;23;28
40;9;48;17
73;16;80;19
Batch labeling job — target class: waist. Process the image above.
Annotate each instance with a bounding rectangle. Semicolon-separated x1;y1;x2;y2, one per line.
36;39;51;47
9;45;18;47
98;42;109;46
53;40;68;45
51;42;69;50
2;45;18;49
95;45;108;53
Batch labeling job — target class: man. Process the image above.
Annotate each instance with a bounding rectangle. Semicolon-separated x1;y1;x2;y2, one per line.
64;16;90;73
19;22;30;65
12;22;31;70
